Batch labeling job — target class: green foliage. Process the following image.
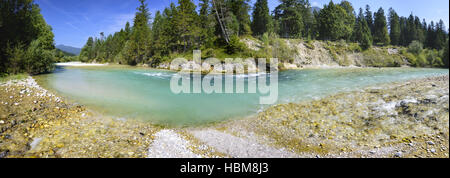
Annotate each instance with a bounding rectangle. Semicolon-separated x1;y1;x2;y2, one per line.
229;0;252;36
54;49;78;63
199;0;216;48
71;0;448;70
0;73;28;83
226;35;246;54
373;7;390;46
401;47;445;68
128;0;152;65
323;40;361;66
24;39;55;75
426;50;443;67
202;48;216;58
270;38;296;63
362;49;402;67
0;0;55;75
317;1;354;41
174;0;201;52
415;52;428;67
4;43;26;74
388;8;401;45
353;8;372;50
401;50;418;67
274;0;312;38
251;0;271;36
364;5;374;33
407;40;423;55
443;39;449;68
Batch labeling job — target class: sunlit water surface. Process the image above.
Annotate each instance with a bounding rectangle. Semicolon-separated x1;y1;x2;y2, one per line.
40;66;448;126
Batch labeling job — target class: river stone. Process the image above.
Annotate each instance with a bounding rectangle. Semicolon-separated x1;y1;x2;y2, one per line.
30;138;43;150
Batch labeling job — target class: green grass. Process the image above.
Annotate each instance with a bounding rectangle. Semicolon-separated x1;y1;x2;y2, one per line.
0;73;28;83
362;48;404;67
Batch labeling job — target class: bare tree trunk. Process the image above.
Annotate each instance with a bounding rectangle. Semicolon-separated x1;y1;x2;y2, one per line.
211;0;230;44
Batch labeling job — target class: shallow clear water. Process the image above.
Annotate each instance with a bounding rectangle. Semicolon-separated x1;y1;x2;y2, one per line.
41;66;448;126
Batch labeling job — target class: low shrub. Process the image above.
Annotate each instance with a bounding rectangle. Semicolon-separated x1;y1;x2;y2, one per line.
226;35;247;54
407;40;423;55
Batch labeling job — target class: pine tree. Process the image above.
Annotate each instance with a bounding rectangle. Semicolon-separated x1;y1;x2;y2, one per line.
353;8;372;49
175;0;201;52
299;0;314;38
199;0;216;48
364;5;374;35
317;1;352;41
339;0;356;41
443;38;449;68
406;14;416;45
274;0;304;38
434;20;446;50
388;8;400;45
415;16;425;43
251;0;271;36
80;37;94;61
373;7;390;46
124;22;131;39
127;0;152;65
228;0;252;36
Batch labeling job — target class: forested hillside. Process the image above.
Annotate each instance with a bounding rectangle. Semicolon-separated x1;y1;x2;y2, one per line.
56;45;81;55
79;0;449;68
0;0;57;75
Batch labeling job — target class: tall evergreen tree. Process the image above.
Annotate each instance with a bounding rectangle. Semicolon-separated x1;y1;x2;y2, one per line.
434;20;446;50
443;38;449;68
199;0;216;48
228;0;252;36
299;0;314;38
274;0;304;38
175;0;201;52
339;0;356;41
353;8;372;49
364;5;374;35
251;0;271;36
388;8;400;45
127;0;152;65
317;1;352;41
373;7;390;45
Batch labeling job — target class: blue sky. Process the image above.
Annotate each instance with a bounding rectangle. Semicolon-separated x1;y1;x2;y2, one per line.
36;0;449;48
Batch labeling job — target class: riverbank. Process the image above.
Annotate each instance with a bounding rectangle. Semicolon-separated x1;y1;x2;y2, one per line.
0;77;160;157
208;75;449;158
55;62;108;67
0;74;448;158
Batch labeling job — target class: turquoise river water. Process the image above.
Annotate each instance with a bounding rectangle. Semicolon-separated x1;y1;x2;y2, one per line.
40;66;448;126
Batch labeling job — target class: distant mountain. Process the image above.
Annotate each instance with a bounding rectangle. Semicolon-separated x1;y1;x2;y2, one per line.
56;45;81;55
311;6;321;13
55;48;75;57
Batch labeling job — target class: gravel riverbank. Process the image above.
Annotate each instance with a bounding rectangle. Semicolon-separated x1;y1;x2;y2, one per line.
211;75;449;158
1;75;448;158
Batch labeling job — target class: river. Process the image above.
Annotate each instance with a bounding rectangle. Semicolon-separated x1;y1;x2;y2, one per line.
38;66;449;126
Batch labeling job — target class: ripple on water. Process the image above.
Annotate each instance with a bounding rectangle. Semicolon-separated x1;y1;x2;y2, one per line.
43;67;449;126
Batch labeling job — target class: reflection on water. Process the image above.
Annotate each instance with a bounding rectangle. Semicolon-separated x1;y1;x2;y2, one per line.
41;66;449;126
